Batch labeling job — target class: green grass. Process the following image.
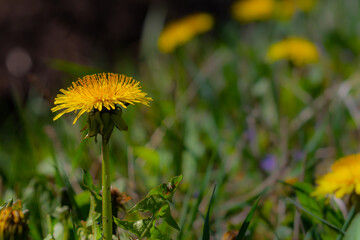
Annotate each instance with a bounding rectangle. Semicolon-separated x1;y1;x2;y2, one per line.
2;0;360;239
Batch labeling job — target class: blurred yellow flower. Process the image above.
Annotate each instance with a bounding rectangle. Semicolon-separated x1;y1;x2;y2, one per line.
158;13;214;53
274;0;317;19
296;0;317;12
231;0;317;22
273;0;296;19
231;0;274;22
0;200;29;240
52;73;152;124
312;154;360;199
266;37;319;66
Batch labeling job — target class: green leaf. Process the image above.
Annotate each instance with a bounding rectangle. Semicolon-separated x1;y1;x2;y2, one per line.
202;185;216;240
129;195;165;214
114;217;152;238
293;182;323;220
82;169;101;199
148;175;183;201
125;176;182;237
150;226;172;240
158;203;180;231
236;197;261;240
282;181;343;227
129;176;182;214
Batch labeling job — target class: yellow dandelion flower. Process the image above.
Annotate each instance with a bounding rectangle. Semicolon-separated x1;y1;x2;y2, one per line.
266;37;319;66
0;200;29;240
158;13;214;53
311;154;360;199
231;0;274;22
52;73;152;124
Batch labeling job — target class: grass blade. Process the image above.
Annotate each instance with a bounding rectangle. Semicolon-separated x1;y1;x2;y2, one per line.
202;184;217;240
286;197;345;235
336;205;356;240
236;196;261;240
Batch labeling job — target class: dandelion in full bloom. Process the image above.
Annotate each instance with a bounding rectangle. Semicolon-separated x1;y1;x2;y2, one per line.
311;154;360;199
158;13;214;53
231;0;274;22
266;37;319;66
52;73;152;124
52;73;152;239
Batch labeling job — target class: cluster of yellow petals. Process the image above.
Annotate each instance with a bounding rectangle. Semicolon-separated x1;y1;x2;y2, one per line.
312;154;360;199
158;13;214;53
52;73;152;124
266;37;319;66
0;200;28;240
231;0;317;22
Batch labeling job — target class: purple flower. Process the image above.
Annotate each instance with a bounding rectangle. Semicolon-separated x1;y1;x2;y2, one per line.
261;154;277;172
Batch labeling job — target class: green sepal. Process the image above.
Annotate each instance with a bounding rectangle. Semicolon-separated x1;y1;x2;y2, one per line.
102;121;114;144
102;111;110;127
85;111;100;142
113;217;152;238
129;195;165;214
84;106;129;143
85;109;118;143
95;111;103;133
110;108;128;131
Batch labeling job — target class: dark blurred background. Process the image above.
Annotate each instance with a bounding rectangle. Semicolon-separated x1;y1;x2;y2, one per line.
0;0;233;110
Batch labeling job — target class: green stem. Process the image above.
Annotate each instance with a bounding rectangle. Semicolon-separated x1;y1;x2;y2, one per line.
140;216;156;239
102;136;112;239
62;219;69;240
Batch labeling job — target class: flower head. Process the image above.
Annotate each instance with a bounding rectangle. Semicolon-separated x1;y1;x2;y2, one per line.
312;154;360;199
0;200;29;240
158;13;214;53
260;154;277;172
111;187;131;213
52;73;152;124
231;0;274;22
266;37;319;66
